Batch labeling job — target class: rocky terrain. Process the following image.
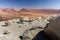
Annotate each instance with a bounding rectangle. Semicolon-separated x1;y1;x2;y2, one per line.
0;8;60;40
0;15;59;40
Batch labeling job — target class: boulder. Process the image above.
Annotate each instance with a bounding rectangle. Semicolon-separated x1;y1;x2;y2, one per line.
45;17;60;40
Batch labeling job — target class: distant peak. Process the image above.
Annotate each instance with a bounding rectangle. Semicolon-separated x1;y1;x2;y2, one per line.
20;8;27;11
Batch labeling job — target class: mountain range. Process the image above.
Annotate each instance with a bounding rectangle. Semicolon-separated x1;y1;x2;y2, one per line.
0;8;59;21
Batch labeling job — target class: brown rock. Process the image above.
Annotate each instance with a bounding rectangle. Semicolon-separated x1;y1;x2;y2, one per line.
45;17;60;40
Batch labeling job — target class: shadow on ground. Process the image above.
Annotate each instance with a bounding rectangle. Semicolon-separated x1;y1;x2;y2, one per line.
32;30;49;40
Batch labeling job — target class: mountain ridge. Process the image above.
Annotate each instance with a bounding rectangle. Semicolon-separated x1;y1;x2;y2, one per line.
0;8;59;21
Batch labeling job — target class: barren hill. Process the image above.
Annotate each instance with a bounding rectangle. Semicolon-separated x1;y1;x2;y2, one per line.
0;8;59;21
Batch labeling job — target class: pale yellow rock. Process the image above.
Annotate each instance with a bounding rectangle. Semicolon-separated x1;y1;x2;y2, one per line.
0;16;57;40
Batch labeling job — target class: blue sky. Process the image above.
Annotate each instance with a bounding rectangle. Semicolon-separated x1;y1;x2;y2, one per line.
0;0;60;9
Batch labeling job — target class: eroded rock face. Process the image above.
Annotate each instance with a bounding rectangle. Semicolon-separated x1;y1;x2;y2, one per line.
0;16;58;40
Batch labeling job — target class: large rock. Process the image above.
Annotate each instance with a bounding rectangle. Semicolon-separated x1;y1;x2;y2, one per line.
45;17;60;40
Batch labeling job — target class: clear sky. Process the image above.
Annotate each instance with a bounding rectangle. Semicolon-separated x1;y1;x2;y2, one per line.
0;0;60;9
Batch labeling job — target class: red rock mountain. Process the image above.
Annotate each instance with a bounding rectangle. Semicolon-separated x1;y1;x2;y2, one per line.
0;8;59;21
